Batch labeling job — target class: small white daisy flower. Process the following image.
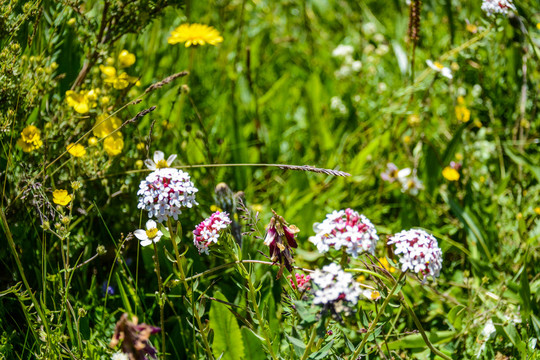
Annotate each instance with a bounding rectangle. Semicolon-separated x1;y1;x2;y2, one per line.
134;220;164;247
144;150;177;170
426;60;453;79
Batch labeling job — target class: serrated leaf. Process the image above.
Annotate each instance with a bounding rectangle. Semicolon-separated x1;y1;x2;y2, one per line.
210;291;245;360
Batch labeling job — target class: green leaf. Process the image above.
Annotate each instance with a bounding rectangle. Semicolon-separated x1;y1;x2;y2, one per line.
210;291;245;360
285;333;306;357
308;340;334;359
447;305;466;331
503;144;540;182
241;327;266;360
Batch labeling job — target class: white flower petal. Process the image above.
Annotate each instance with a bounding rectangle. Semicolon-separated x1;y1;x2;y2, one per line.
134;229;148;240
153;150;165;162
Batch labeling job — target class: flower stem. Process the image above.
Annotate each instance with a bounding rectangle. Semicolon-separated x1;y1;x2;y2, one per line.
237;261;278;360
167;219;214;360
300;325;317;360
151;241;166;360
350;271;405;360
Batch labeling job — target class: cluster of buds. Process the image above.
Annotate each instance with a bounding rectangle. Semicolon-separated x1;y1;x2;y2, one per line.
193;211;232;254
264;210;299;274
288;273;311;292
310;209;379;257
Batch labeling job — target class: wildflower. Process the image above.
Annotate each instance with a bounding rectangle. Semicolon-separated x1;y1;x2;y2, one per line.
407;114;421;126
289;273;311;291
134;220;164;247
52;189;72;206
111;353;128;360
442;166;460;181
426;60;453;79
310;209;379;258
100;65;137;90
93;114;121;138
103;133;124;156
168;23;223;47
311;263;361;306
144;151;177;170
455;97;471;122
332;44;354;58
137;168;198;223
381;163;411;183
387;229;443;279
110;313;160;360
102;281;115;296
362;289;381;301
534;207;540;216
466;22;478;33
481;0;515;17
88;137;98;146
118;50;136;68
67;143;86;157
398;169;424;195
17;125;43;152
71;181;82;190
378;257;396;273
264;210;299;273
65;90;96;114
330;96;348;115
193;211;232;254
135;160;144;169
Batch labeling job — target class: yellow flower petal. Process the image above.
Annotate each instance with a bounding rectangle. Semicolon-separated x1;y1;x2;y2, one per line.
53;189;72;206
442;167;460;181
103;133;124;156
67;143;86;157
118;50;136;68
168;23;223;47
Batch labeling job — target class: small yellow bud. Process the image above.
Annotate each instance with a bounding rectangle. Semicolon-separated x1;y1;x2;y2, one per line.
71;181;82;190
88;137;98;146
67;18;76;26
135;160;144;169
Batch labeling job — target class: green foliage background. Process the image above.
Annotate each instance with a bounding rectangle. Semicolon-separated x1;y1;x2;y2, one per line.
1;0;539;359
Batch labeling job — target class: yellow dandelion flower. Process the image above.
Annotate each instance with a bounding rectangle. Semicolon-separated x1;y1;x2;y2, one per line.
168;23;224;47
442;167;460;181
534;207;540;215
118;50;136;68
67;143;86;157
53;189;72;206
93;114;121;138
65;90;96;114
537;23;540;30
103;133;124;156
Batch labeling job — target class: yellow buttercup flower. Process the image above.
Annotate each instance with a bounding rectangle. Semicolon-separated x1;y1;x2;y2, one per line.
88;137;98;146
99;65;117;78
455;96;470;122
118;50;136;68
53;189;72;206
93;114;122;138
103;132;124;156
67;143;86;157
442;167;460;181
168;23;223;47
466;23;478;33
100;65;137;89
534;207;540;215
17;125;43;152
65;90;97;114
379;257;396;273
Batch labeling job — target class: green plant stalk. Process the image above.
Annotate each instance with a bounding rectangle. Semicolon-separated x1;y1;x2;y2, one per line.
168;221;214;360
351;271;405;360
152;241;166;360
236;260;278;360
401;292;452;360
0;207;51;345
300;325;317;360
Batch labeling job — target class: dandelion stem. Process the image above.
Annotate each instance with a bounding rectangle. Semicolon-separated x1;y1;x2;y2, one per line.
350;271;405;360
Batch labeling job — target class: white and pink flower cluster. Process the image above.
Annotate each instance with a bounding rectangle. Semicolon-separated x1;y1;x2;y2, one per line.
193;211;232;255
311;263;361;305
387;229;443;279
137;168;198;223
309;209;379;258
481;0;515;17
